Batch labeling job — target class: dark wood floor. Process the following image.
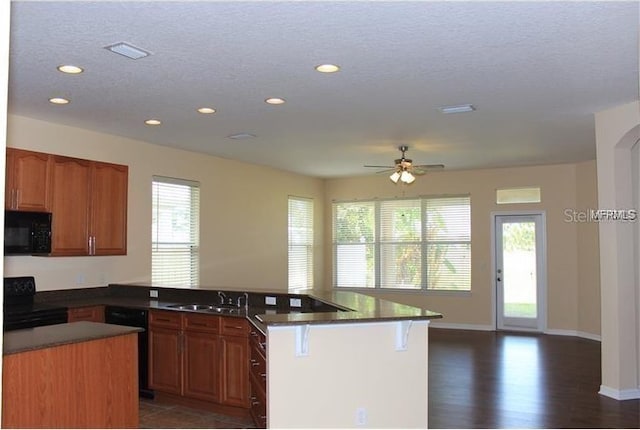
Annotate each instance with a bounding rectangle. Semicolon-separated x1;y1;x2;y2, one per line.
429;328;640;429
139;329;639;428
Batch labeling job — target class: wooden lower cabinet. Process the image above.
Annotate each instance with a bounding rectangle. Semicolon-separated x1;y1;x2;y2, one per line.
220;334;250;408
148;311;251;413
67;305;105;322
149;325;182;395
183;330;219;402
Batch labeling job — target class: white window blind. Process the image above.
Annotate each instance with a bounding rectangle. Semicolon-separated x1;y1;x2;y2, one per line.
288;196;314;290
333;202;375;288
333;196;471;291
152;176;200;287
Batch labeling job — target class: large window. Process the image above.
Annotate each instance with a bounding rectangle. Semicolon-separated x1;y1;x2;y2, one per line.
288;196;313;290
333;196;471;291
152;176;200;287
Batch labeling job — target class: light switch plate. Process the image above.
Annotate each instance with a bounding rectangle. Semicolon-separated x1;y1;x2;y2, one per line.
265;296;277;306
290;298;302;308
149;290;159;298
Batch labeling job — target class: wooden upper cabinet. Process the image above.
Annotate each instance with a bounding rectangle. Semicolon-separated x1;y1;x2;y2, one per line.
90;162;128;255
5;148;52;211
50;156;91;255
50;155;128;256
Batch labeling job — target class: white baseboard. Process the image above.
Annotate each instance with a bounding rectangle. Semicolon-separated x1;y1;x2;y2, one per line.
599;385;640;400
544;328;601;342
429;321;494;331
429;323;601;341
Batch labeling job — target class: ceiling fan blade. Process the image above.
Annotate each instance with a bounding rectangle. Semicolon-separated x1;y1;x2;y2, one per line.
375;168;396;174
413;164;445;169
412;164;445;175
364;165;395;168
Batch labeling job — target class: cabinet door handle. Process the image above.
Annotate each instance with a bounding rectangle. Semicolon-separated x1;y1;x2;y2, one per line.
14;189;19;208
250;359;260;367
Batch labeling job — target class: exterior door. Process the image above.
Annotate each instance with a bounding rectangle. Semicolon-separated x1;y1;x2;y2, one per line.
495;213;546;331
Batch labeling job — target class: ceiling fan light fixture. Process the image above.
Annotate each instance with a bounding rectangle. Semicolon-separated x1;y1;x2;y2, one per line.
400;170;416;184
389;171;401;183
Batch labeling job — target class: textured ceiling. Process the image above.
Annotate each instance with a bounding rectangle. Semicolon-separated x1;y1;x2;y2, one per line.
7;1;639;178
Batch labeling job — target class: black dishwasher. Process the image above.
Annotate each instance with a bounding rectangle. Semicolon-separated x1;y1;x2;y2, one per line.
104;306;153;398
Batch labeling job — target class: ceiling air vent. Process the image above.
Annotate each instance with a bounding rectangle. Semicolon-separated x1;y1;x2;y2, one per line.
104;42;151;60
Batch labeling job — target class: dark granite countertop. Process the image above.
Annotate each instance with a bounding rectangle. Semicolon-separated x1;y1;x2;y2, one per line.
39;285;442;334
3;321;144;356
256;289;442;326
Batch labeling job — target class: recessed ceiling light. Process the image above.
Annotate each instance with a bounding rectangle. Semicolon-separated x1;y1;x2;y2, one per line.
227;133;256;140
57;65;84;74
265;97;286;105
197;107;216;114
105;42;151;60
438;104;476;114
144;119;162;126
49;97;70;105
315;64;340;73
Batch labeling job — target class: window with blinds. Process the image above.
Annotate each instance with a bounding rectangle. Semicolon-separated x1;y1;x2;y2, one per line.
152;176;200;287
333;196;471;291
288;196;313;290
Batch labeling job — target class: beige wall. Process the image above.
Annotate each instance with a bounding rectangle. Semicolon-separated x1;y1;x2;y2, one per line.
267;321;429;428
4;114;325;292
595;101;640;399
324;161;601;335
575;161;601;336
4;115;602;336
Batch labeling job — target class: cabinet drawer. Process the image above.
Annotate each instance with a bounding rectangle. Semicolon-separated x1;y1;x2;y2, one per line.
184;313;219;333
68;305;104;322
220;317;249;337
149;310;183;329
250;373;267;428
249;327;267;353
250;344;266;389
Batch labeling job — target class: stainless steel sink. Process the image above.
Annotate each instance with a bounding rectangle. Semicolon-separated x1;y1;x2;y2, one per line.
165;303;214;311
164;303;240;313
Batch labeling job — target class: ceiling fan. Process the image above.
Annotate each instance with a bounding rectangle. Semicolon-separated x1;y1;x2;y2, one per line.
364;145;444;184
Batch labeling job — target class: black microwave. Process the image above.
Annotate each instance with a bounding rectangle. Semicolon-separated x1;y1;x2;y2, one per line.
4;210;52;255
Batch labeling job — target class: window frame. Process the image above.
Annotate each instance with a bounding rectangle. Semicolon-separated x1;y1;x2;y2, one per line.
332;195;471;293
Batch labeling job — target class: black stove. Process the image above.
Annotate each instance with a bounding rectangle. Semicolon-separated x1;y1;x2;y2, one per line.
3;276;68;331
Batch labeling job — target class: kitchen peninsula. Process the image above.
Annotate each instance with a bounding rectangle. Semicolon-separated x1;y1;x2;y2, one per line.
2;321;142;428
32;284;442;428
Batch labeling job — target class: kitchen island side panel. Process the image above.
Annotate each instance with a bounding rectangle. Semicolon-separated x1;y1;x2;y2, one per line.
2;332;139;428
267;320;429;428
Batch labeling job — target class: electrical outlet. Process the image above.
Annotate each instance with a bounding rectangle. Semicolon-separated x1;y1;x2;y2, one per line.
265;296;277;306
149;290;158;298
356;407;367;426
290;298;302;308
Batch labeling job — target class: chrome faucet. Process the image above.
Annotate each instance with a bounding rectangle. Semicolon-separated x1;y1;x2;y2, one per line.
217;291;226;305
237;292;249;309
